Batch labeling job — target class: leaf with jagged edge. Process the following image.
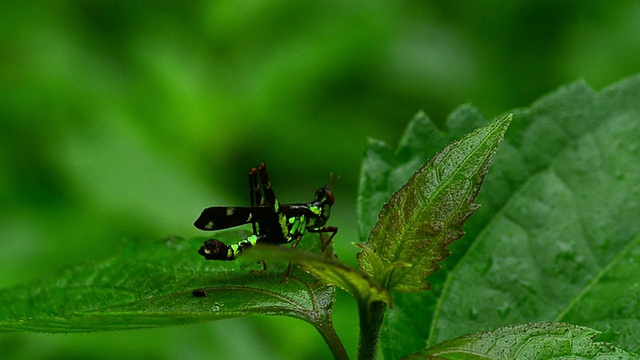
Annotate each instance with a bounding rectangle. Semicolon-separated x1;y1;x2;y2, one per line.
404;322;640;359
357;115;511;293
381;76;640;359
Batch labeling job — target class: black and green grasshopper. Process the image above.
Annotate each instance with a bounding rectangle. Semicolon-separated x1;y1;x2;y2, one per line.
194;162;337;272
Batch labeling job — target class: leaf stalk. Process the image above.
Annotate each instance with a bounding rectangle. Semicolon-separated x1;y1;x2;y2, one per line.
357;300;387;360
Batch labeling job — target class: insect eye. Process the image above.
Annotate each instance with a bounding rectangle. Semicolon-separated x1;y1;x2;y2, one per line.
315;186;334;205
325;189;335;206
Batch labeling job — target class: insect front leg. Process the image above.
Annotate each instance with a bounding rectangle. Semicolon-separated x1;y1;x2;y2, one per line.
309;226;338;253
279;234;303;282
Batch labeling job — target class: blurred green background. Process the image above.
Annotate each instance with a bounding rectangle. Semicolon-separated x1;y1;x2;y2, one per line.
1;1;639;359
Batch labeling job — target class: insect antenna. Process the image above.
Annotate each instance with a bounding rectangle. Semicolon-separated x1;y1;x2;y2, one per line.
328;172;341;192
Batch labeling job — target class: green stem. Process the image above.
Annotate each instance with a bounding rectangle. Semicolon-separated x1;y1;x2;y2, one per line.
314;320;349;360
357;300;387;360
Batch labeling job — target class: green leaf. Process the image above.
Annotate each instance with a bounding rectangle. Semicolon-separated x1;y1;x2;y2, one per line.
404;322;640;360
356;109;488;244
379;75;640;358
245;245;392;306
0;234;342;352
357;114;511;293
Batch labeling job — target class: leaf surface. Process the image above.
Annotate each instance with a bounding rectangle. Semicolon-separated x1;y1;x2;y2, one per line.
0;233;338;336
405;322;640;360
246;245;391;306
374;76;640;358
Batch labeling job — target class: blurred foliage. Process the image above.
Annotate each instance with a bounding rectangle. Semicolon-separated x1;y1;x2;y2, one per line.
1;1;639;359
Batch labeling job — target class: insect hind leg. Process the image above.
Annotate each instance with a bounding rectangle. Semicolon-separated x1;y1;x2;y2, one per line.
257;162;278;209
249;166;261;207
248;166;261;234
198;234;262;260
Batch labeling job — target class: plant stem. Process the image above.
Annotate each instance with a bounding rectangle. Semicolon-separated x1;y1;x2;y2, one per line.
314;320;349;360
357;300;387;360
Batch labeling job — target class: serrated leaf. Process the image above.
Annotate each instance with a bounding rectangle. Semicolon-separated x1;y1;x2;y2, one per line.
245;245;392;306
357;114;511;293
404;322;640;360
0;234;338;338
380;75;640;358
357;108;488;245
